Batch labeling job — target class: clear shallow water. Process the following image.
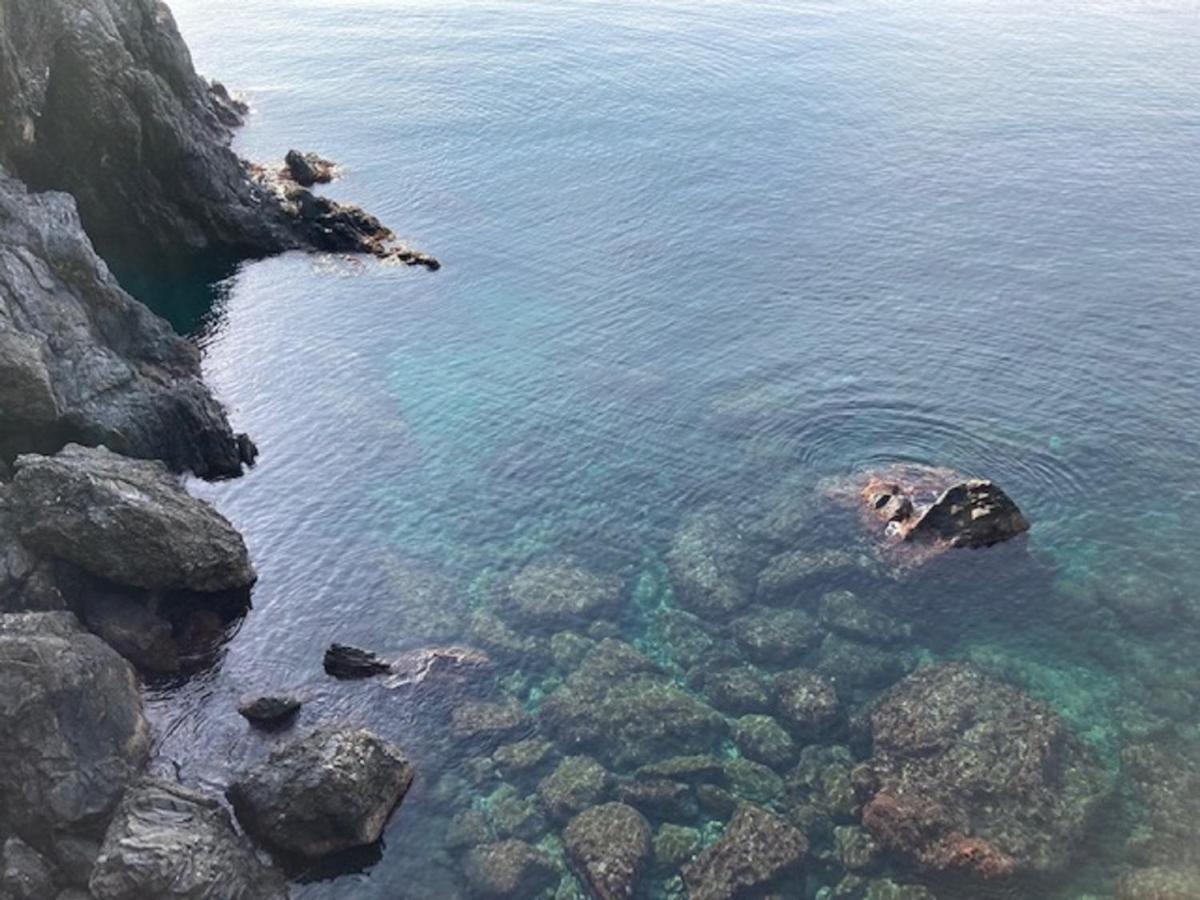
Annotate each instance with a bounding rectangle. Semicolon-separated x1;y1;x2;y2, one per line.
146;1;1200;897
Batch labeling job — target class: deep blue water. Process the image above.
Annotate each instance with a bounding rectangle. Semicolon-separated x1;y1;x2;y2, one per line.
149;1;1200;897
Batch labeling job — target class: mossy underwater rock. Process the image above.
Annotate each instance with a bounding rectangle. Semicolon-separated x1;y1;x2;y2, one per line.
667;508;762;618
562;802;651;900
539;639;727;768
854;663;1109;882
538;756;613;822
505;560;624;629
681;804;808;900
465;839;559;898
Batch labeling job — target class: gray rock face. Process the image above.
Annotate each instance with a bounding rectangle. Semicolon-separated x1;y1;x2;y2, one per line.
0;484;63;612
0;613;150;859
10;444;255;593
89;778;288;900
228;727;415;859
0;0;429;268
0;170;247;476
1;837;57;900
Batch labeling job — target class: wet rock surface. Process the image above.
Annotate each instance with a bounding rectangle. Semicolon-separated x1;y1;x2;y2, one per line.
10;445;255;593
283;150;336;186
0;613;151;871
88;777;287;900
228;727;414;859
237;695;302;728
682;804;808;900
854;663;1109;881
0;171;248;476
562;802;651;900
324;643;392;679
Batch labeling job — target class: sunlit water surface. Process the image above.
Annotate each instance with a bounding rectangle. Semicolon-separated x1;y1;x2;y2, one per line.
145;1;1200;897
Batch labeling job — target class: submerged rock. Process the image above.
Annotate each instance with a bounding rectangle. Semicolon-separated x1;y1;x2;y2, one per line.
539;640;726;768
538;756;612;822
734;715;798;769
324;643;392;679
228;727;414;858
731;606;822;667
1115;866;1200;900
562;803;651;900
854;663;1109;881
756;549;872;605
505;560;624;629
89;778;287;900
698;664;775;715
237;695;302;728
817;591;910;646
385;646;494;694
774;670;844;740
0;613;151;864
1121;740;1200;871
10;445;255;593
465;839;559;898
681;804;808;900
451;700;532;748
667;509;761;618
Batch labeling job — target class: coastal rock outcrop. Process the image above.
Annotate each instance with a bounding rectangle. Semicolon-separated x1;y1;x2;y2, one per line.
228;727;415;859
853;663;1108;881
828;465;1029;567
0;612;151;879
10;444;255;593
88;778;288;900
0;171;248;476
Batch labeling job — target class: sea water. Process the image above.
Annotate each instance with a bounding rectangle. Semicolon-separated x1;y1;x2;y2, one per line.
147;1;1200;897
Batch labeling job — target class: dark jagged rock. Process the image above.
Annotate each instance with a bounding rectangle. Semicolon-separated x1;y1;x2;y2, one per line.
854;663;1108;881
681;804;808;900
1;837;57;900
0;613;151;873
0;0;423;268
829;465;1029;568
324;643;392;679
0;170;247;476
10;445;255;593
0;484;63;613
228;727;414;859
464;839;558;898
88;778;288;900
562;803;651;900
237;695;302;728
283;150;336;187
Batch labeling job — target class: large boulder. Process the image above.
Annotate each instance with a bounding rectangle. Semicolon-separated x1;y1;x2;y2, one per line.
562;803;651;900
853;663;1108;881
464;840;558;898
0;169;247;476
10;444;254;593
0;613;150;864
88;778;287;899
228;727;414;858
666;509;761;618
682;805;808;900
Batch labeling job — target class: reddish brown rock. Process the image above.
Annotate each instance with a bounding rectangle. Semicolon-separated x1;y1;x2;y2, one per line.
853;663;1108;882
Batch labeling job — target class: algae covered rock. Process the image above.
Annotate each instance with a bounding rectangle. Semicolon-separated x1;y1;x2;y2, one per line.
1115;866;1200;900
817;591;910;646
734;715;798;769
652;824;700;870
667;509;760;617
756;548;870;604
855;663;1108;881
465;839;559;898
562;803;651;900
10;445;255;593
451;700;532;748
774;670;844;740
506;561;623;628
699;664;775;715
89;778;287;900
228;727;414;858
731;606;822;667
681;804;808;899
540;640;726;767
538;756;612;822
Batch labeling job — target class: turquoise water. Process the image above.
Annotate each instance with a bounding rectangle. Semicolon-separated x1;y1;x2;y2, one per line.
148;1;1200;897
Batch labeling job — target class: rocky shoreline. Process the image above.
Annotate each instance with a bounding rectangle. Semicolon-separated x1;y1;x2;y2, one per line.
1;2;1195;900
